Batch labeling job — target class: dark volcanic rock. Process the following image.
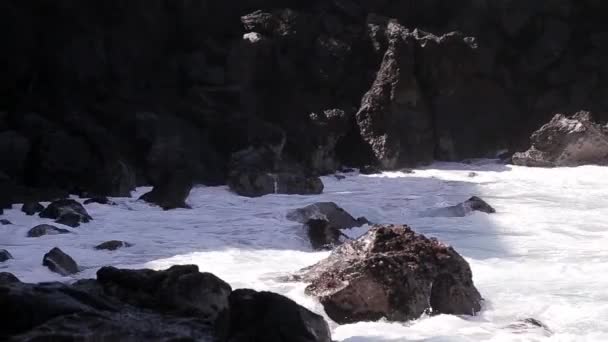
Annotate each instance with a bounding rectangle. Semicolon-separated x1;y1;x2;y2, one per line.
42;247;79;276
228;288;332;342
300;225;482;324
305;219;344;250
21;201;44;215
287;202;369;230
0;219;11;225
513;112;608;167
424;196;496;217
139;170;192;210
356;20;434;169
0;265;332;341
95;240;133;251
27;224;71;237
0;249;13;262
39;199;92;226
228;171;324;197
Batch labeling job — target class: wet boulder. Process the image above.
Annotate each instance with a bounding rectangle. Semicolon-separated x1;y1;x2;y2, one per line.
287;202;369;230
0;249;13;262
43;247;79;276
39;199;92;226
139;170;192;210
27;224;71;237
305;219;345;250
423;196;496;217
95;240;133;251
0;219;11;225
228;171;324;197
299;224;482;324
228;288;332;342
513;111;608;167
22;201;44;215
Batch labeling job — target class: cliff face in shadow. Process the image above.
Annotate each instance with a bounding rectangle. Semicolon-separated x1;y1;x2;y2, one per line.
1;0;607;200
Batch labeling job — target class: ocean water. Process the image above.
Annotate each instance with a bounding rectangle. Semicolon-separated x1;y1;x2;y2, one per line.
1;161;607;341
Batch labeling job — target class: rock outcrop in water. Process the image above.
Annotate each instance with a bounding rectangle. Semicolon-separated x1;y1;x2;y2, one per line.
299;224;482;324
424;196;496;217
27;224;71;237
2;1;608;201
39;199;92;227
42;247;79;276
513;111;608;167
287;202;369;230
0;265;331;341
21;201;44;215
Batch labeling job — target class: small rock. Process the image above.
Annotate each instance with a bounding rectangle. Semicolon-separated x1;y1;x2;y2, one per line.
42;247;79;276
1;219;11;225
95;240;133;251
334;174;346;180
468;172;478;177
21;202;45;216
55;212;84;228
139;171;192;210
0;249;13;262
287;202;368;230
40;199;92;226
360;165;381;174
423;196;495;217
27;224;71;237
83;197;112;205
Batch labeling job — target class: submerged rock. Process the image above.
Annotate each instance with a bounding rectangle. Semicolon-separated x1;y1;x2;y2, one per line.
39;199;92;226
95;240;133;251
287;202;369;230
506;318;553;336
299;224;482;324
228;171;324;197
228;288;332;342
84;196;112;205
42;247;79;276
513;111;608;167
22;201;44;215
0;219;11;225
0;249;13;262
27;224;71;237
424;196;495;217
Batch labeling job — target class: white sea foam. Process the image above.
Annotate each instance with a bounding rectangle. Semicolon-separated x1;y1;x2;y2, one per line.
1;161;607;341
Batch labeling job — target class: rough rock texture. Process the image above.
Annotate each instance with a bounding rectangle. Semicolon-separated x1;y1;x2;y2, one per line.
39;199;92;226
299;225;482;324
424;196;496;217
0;266;332;341
513;111;608;167
27;224;71;237
21;201;44;215
42;247;79;276
95;240;133;251
3;1;608;200
228;288;332;342
287;202;369;230
0;249;13;262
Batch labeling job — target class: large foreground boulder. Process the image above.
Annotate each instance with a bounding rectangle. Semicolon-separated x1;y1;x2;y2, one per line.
39;199;92;227
0;265;333;341
513;111;608;167
228;289;331;342
228;171;324;197
299;225;482;324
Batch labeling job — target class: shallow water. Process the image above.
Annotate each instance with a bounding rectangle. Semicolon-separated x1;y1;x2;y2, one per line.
2;161;607;341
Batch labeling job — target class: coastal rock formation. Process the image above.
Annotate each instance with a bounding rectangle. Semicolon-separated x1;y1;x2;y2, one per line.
299;224;482;324
513;112;608;167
